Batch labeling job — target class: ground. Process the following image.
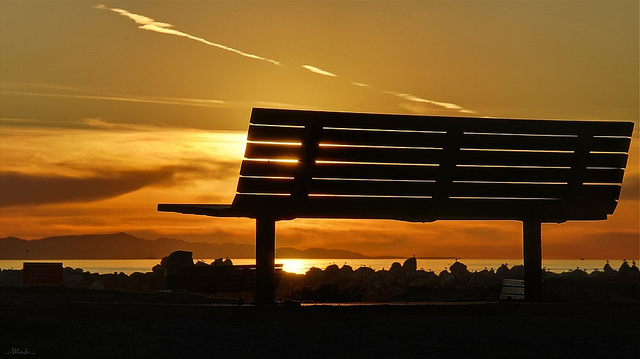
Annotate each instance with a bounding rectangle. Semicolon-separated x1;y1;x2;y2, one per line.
1;286;638;358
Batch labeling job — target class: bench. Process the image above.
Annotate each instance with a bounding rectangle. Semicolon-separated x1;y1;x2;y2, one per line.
159;108;634;303
499;279;525;301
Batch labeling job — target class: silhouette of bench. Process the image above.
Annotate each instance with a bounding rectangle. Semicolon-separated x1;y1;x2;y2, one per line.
159;108;634;303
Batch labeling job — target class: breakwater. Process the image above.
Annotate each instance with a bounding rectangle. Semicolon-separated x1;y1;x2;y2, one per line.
1;258;638;302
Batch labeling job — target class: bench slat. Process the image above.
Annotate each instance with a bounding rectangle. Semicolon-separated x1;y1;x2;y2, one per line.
236;176;620;201
458;151;628;168
240;162;624;184
461;134;631;153
250;108;635;137
318;128;448;148
237;177;294;194
230;194;616;221
311;163;439;181
247;125;306;143
248;125;631;154
585;153;630;168
315;146;444;164
589;137;633;153
454;167;624;184
240;160;300;177
244;143;629;169
244;142;301;160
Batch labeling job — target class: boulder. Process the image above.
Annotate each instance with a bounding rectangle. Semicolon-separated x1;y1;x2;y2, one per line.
496;264;510;278
161;251;195;268
403;256;417;272
618;261;631;277
389;262;405;278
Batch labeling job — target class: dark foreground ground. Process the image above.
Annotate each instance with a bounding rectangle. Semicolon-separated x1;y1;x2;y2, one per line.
1;286;638;358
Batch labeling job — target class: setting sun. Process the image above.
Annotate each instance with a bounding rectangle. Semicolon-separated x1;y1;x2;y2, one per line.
1;0;637;260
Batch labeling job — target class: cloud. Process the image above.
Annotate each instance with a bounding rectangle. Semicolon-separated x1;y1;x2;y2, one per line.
82;118;160;131
0;169;170;206
2;88;225;109
95;4;282;66
94;5;478;116
302;65;338;77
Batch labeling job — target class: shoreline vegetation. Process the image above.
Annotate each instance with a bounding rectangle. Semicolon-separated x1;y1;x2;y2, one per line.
2;257;638;303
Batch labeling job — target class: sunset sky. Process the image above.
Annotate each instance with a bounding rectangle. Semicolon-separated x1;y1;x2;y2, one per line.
1;0;638;259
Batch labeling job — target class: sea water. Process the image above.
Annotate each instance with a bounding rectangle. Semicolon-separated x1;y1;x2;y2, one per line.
0;258;632;275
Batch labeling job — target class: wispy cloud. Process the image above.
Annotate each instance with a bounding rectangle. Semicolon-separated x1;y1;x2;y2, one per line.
2;88;225;108
95;4;282;66
302;65;338;77
384;91;476;114
94;5;475;115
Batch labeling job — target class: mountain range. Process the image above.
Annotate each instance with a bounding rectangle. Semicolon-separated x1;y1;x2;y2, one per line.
0;232;371;260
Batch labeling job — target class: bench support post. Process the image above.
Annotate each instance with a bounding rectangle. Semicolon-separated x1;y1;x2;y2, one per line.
523;220;543;301
255;217;276;305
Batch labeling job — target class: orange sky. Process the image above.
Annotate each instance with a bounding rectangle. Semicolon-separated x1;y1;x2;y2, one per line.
1;1;638;259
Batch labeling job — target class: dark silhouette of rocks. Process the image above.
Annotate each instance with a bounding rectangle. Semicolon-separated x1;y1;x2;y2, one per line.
1;259;638;303
279;260;639;302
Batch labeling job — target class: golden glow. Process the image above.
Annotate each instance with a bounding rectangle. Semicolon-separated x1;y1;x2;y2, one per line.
0;1;637;259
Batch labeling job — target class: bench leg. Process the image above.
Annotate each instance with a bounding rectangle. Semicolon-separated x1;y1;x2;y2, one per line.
523;220;543;301
255;217;276;304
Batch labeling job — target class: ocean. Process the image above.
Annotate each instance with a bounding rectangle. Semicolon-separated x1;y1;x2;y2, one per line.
0;258;632;275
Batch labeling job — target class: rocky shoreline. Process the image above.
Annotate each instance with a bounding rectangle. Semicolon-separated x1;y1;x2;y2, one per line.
2;258;639;357
2;258;638;303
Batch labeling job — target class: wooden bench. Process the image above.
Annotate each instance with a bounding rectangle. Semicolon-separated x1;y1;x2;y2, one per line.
159;108;633;303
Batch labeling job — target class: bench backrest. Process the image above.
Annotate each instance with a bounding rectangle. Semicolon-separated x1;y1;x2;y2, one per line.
231;108;633;222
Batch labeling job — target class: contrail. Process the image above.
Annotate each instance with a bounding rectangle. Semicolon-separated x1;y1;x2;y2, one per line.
95;4;475;115
384;91;476;114
94;5;282;66
302;65;338;77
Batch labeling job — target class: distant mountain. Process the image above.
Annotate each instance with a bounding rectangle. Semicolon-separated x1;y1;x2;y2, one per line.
276;247;370;259
0;233;370;260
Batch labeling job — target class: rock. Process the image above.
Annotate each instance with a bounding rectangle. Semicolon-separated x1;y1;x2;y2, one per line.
305;267;325;285
496;264;510;278
353;266;374;282
508;265;524;279
603;261;616;276
450;261;469;276
438;270;455;288
89;280;105;290
162;251;195;268
324;264;340;277
389;262;405;278
628;261;639;279
152;264;164;274
64;274;84;286
618;261;631;277
2;270;22;285
403;257;417;272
